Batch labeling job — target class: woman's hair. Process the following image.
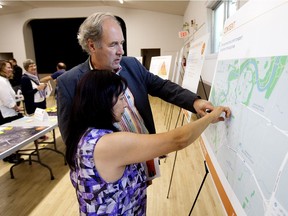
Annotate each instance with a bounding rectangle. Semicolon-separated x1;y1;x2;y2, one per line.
66;69;128;169
77;12;119;54
0;60;12;79
23;59;35;71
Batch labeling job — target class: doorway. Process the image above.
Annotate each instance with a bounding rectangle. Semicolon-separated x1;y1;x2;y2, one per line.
28;16;127;74
0;52;13;60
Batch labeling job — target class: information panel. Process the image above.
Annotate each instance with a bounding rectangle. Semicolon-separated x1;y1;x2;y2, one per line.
182;34;209;93
149;55;172;80
202;1;288;215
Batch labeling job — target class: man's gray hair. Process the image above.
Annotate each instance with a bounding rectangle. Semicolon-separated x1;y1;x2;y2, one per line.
77;12;119;54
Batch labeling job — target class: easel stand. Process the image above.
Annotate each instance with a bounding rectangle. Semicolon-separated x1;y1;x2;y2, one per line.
166;74;209;198
188;160;209;215
166;109;185;198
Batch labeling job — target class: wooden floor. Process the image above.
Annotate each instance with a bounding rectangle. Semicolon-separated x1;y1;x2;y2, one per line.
0;97;226;216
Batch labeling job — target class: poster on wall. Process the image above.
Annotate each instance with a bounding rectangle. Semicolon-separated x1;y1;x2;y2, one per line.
149;55;172;80
202;1;288;215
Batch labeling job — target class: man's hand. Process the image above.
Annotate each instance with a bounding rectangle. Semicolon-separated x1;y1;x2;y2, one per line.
193;99;214;117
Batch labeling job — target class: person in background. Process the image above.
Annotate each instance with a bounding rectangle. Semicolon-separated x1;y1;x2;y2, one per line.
0;60;24;163
66;69;231;215
0;60;23;124
21;59;47;115
21;59;49;141
40;62;66;99
8;58;23;92
40;62;66;83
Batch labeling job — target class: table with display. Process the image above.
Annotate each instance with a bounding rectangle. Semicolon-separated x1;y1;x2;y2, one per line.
0;115;65;180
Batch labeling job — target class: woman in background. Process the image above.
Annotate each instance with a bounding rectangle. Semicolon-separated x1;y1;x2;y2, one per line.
0;60;24;163
66;70;231;215
21;59;47;115
0;60;23;124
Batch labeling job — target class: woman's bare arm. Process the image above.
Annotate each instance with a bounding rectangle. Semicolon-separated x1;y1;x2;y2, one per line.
94;106;231;182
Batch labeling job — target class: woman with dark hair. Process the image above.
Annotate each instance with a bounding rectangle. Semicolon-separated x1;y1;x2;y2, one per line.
66;69;231;216
66;69;128;167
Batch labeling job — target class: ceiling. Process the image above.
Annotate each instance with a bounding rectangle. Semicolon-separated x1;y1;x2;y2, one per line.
0;1;189;16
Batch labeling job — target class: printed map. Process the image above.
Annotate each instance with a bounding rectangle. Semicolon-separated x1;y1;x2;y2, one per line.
204;56;288;215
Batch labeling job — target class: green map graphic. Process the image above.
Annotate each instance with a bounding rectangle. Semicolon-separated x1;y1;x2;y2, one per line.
204;56;288;215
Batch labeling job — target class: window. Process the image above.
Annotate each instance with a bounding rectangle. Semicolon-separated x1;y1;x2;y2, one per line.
211;0;238;53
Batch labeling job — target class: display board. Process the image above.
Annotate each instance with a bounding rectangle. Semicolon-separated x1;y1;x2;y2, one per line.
174;46;186;86
181;34;209;121
149;55;172;80
182;34;209;93
202;1;288;215
171;51;179;83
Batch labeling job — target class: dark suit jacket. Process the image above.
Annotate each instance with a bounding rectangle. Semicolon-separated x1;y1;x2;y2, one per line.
57;56;199;143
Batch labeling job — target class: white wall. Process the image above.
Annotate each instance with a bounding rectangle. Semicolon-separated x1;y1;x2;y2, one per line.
183;1;217;85
0;6;184;70
183;0;248;85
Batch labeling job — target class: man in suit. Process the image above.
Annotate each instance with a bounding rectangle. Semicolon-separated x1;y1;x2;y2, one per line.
57;12;214;144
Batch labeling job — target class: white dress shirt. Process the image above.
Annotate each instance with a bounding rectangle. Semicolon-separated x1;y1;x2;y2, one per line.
0;76;18;118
